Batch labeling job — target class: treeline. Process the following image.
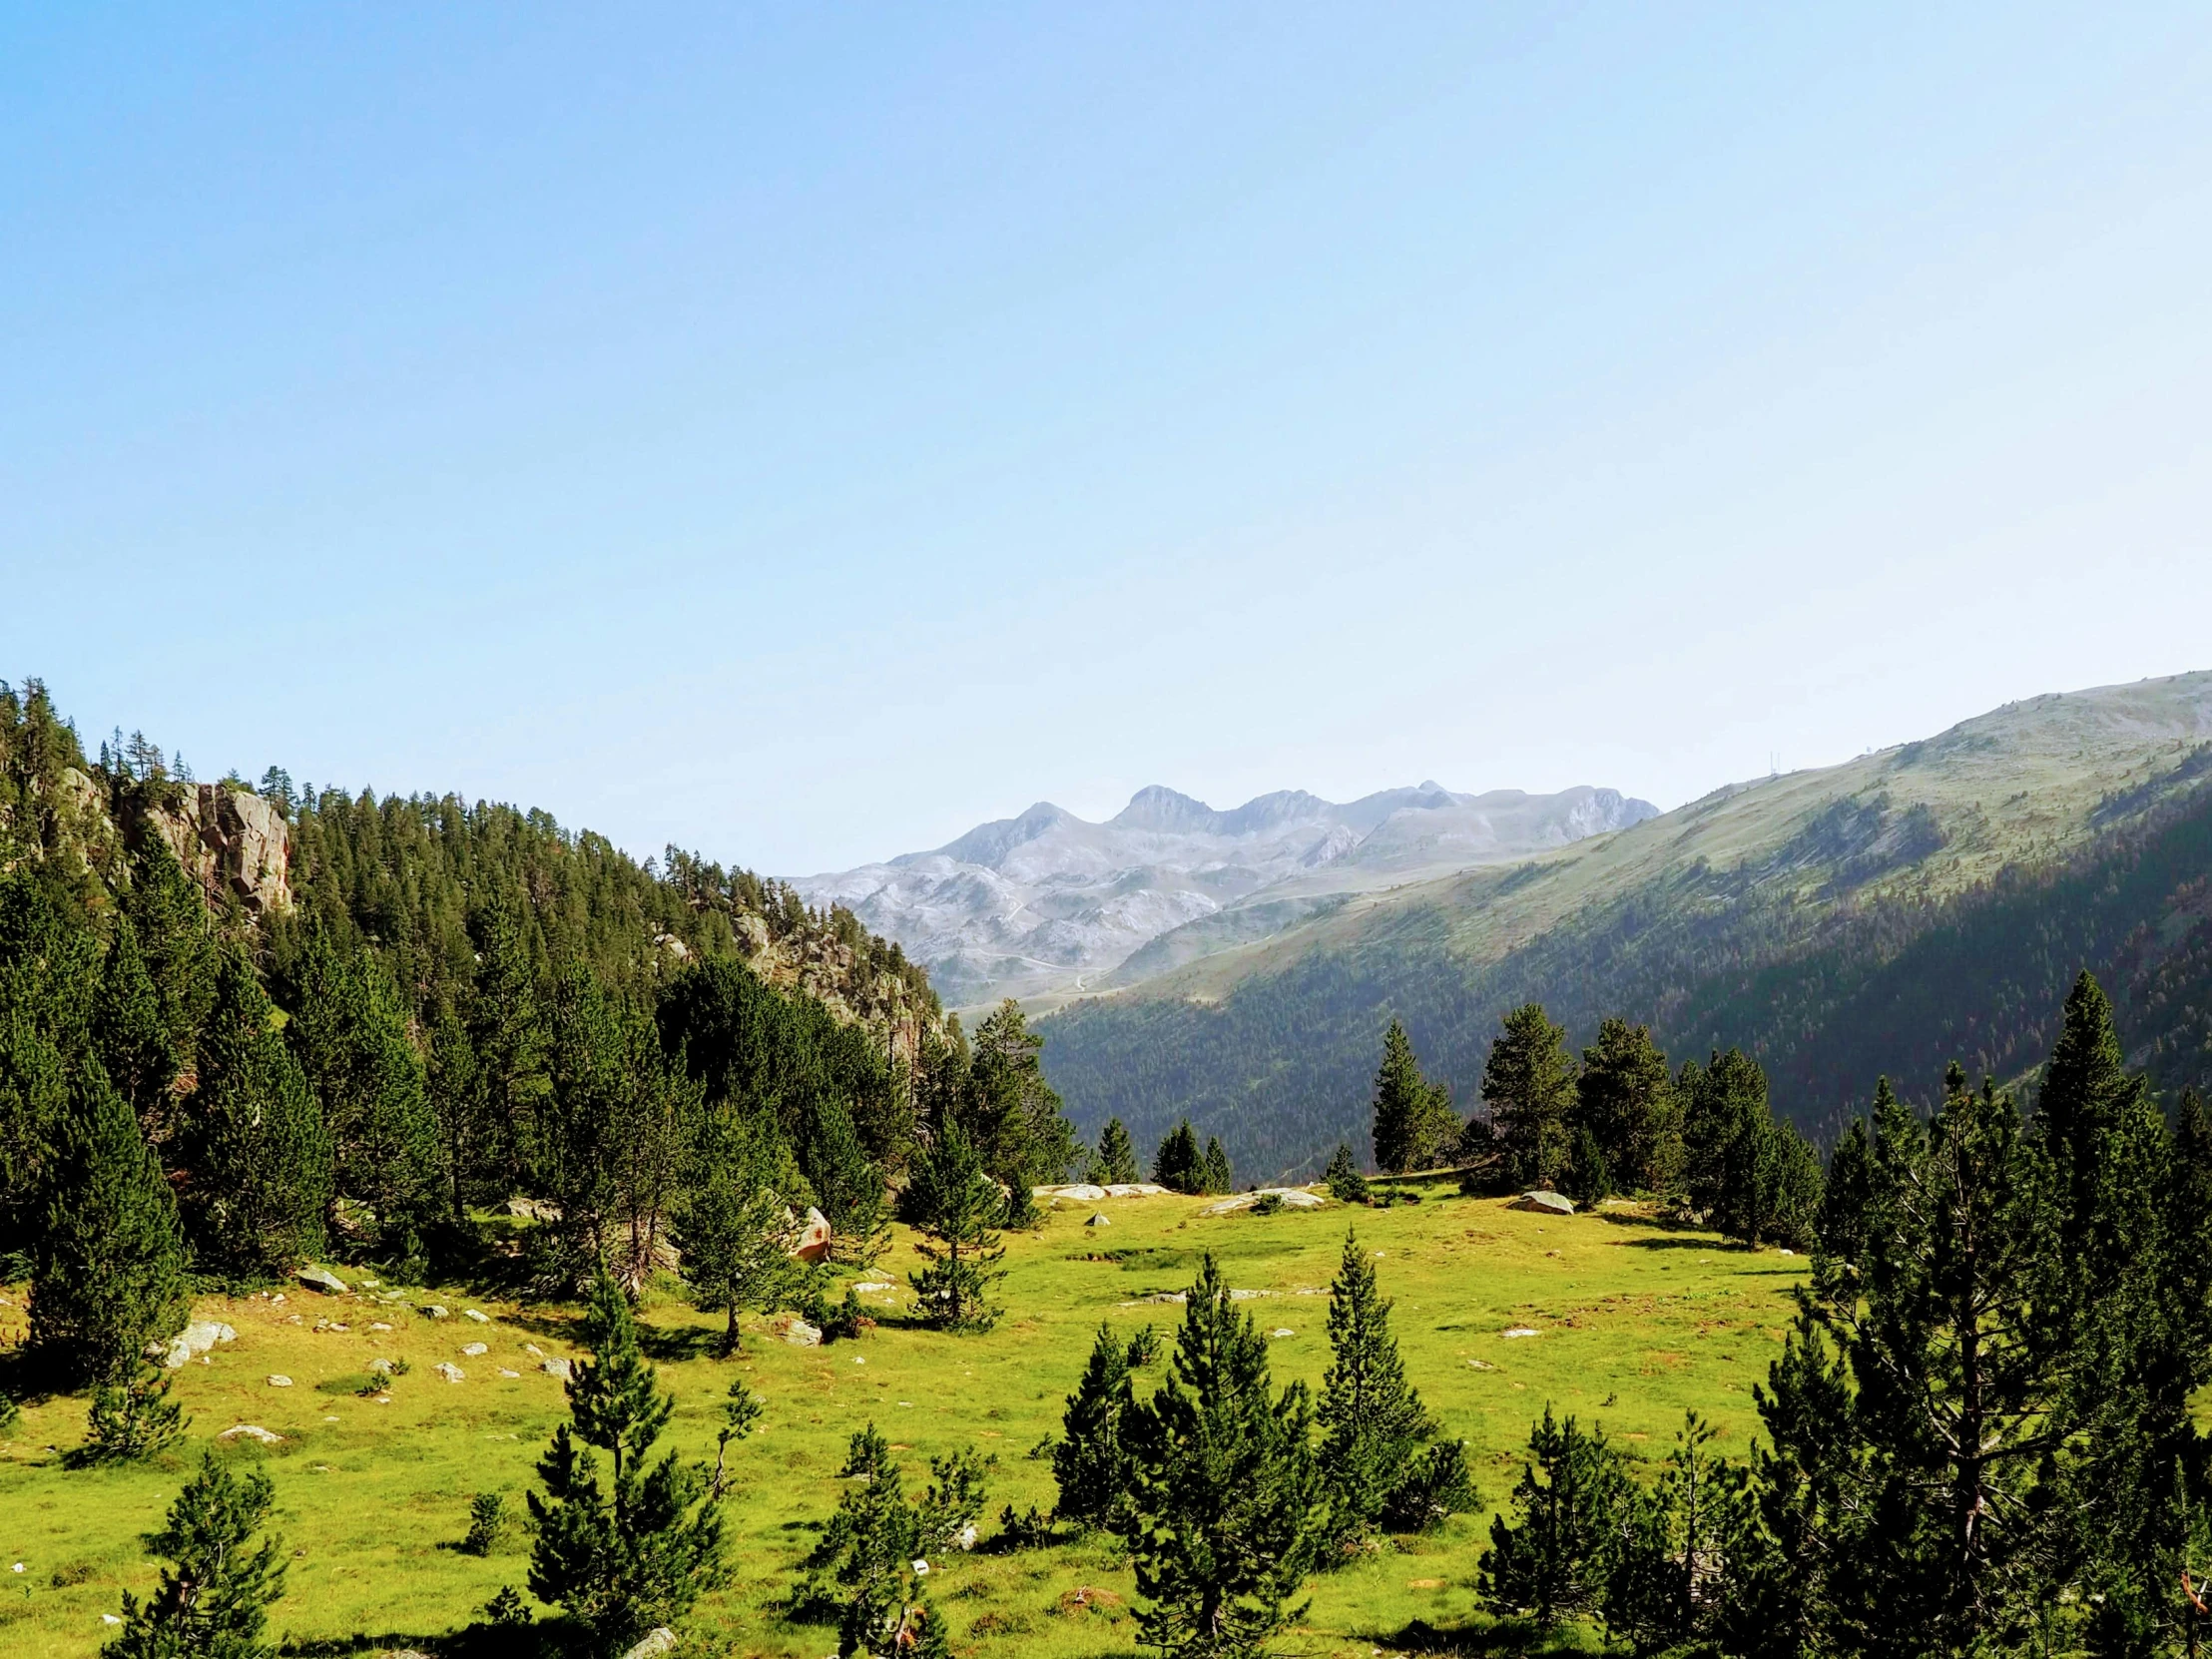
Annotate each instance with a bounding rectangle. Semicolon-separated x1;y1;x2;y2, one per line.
1357;1007;1820;1247
1468;971;2212;1656
0;680;1087;1402
1042;749;2212;1175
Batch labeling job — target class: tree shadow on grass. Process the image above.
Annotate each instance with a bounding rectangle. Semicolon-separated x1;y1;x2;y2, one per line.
1613;1236;1757;1251
1358;1615;1596;1656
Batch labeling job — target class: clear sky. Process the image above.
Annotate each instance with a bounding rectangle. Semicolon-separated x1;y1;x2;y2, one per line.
7;5;2211;874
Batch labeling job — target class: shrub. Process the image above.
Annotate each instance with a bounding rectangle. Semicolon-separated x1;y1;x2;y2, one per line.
463;1491;507;1556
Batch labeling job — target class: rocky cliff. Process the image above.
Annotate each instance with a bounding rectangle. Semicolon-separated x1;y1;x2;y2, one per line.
130;783;293;915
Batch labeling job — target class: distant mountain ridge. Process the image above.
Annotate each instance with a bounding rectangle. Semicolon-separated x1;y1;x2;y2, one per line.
793;781;1659;1011
1036;670;2212;1184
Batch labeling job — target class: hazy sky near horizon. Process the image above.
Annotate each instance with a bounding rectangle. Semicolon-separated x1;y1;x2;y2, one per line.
8;5;2212;873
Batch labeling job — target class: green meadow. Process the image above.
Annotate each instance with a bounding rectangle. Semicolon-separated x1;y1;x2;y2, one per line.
0;1183;1808;1658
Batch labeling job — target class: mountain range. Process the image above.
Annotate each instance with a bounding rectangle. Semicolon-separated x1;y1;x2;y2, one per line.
792;782;1659;1011
1035;671;2212;1183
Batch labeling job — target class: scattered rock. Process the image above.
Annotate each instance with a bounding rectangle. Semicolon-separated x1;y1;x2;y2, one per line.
955;1523;978;1551
1086;1214;1111;1228
524;1343;544;1357
1501;1327;1540;1340
461;1343;489;1358
1200;1187;1325;1217
780;1317;824;1348
1103;1183;1168;1197
1779;1248;1795;1257
542;1359;573;1381
618;1629;679;1659
462;1309;490;1324
433;1363;465;1383
1227;1289;1276;1301
1511;1191;1577;1216
297;1266;348;1295
498;1369;520;1379
1035;1183;1107;1202
149;1320;237;1370
1270;1327;1295;1338
851;1282;894;1295
506;1197;561;1222
368;1358;393;1376
219;1423;284;1443
266;1375;293;1387
1467;1359;1496;1371
368;1322;392;1332
423;1305;449;1319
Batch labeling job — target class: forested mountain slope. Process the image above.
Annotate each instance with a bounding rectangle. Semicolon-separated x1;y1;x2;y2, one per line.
1040;671;2212;1180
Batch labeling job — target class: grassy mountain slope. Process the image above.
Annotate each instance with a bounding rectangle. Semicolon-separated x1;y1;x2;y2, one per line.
1040;672;2212;1179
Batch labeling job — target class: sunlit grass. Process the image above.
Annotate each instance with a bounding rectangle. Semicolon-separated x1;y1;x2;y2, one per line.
0;1183;1806;1656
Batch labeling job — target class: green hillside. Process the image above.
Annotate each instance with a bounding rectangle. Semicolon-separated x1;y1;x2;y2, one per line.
1040;672;2212;1178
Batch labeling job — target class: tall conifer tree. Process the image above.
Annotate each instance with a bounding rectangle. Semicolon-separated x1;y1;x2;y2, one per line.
1316;1230;1472;1556
906;1116;1006;1332
1116;1254;1322;1656
1153;1120;1205;1194
1054;1322;1136;1530
1096;1117;1139;1185
32;1065;188;1385
183;950;330;1279
1482;1004;1577;1189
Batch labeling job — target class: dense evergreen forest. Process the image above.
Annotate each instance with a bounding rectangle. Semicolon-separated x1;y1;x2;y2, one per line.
0;679;1093;1387
1043;748;2212;1178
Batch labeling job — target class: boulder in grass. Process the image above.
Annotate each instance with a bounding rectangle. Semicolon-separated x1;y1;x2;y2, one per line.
461;1342;489;1358
462;1309;490;1324
1086;1213;1111;1228
542;1359;573;1382
1103;1183;1169;1198
297;1266;348;1295
778;1316;825;1348
422;1305;450;1320
619;1630;678;1659
434;1363;465;1382
1036;1183;1107;1203
1511;1190;1577;1216
149;1320;237;1370
266;1375;293;1388
790;1207;831;1265
219;1424;283;1444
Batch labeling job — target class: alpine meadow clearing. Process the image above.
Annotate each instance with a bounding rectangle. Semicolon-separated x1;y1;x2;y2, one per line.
0;1181;1807;1658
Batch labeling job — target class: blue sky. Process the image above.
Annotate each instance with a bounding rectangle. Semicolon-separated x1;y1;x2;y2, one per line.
7;4;2211;873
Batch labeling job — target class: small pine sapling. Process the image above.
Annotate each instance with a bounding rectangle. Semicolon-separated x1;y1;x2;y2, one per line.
1324;1144;1371;1205
103;1452;286;1658
463;1491;507;1556
79;1361;189;1464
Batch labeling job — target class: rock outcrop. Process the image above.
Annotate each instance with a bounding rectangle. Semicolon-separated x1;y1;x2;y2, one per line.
132;784;292;915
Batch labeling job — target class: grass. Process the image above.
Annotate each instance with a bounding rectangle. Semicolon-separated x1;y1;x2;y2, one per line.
0;1183;1808;1657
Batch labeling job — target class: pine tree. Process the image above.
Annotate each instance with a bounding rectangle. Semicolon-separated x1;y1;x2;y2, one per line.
961;1000;1078;1189
1115;1253;1323;1657
805;1423;924;1657
673;1109;804;1356
1574;1018;1677;1194
1369;1020;1456;1174
1097;1117;1139;1185
32;1064;189;1385
1053;1322;1136;1530
1317;1230;1472;1557
1815;1105;1875;1266
93;915;175;1133
0;872;101;1259
81;1360;189;1463
1153;1121;1205;1194
182;949;331;1280
280;930;442;1262
1601;1410;1749;1654
1477;1404;1627;1629
1482;1004;1577;1190
906;1116;1006;1332
1764;1064;2068;1649
104;1451;286;1659
118;835;218;1097
1323;1144;1369;1205
467;897;549;1205
802;1094;889;1267
527;1274;726;1650
2035;972;2195;1649
1202;1135;1233;1197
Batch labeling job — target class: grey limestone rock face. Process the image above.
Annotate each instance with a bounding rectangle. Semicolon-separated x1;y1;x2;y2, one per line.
131;783;293;915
